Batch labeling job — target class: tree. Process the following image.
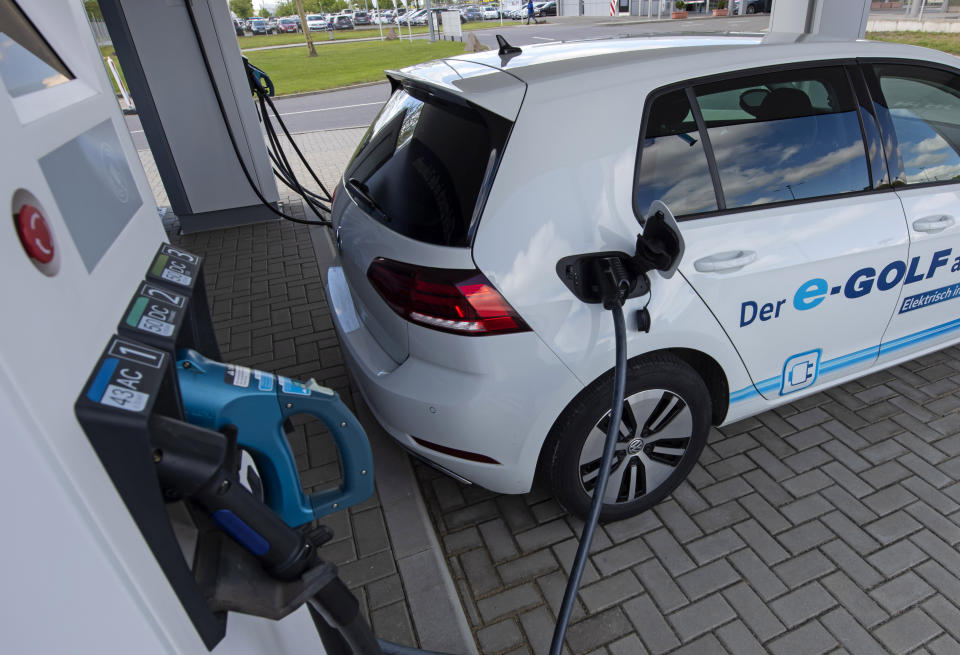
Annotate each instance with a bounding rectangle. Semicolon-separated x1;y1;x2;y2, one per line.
293;0;318;57
275;1;297;15
259;7;271;17
230;0;254;19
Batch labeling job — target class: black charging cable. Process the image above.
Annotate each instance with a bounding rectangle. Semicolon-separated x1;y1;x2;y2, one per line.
183;1;331;227
549;263;629;655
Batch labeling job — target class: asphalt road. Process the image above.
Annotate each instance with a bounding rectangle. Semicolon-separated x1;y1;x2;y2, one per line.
123;14;768;150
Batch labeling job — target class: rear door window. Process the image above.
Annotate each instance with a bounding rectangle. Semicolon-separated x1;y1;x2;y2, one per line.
870;63;960;186
345;85;512;247
693;67;871;209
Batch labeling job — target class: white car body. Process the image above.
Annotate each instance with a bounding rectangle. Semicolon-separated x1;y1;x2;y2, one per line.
483;6;500;19
327;36;960;497
306;14;327;31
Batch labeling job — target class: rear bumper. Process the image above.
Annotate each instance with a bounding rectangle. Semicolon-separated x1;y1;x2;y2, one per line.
325;265;582;495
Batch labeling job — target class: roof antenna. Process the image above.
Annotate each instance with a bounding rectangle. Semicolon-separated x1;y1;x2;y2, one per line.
496;34;522;56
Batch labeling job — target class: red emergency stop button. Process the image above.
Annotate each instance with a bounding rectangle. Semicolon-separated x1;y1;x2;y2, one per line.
16;204;54;264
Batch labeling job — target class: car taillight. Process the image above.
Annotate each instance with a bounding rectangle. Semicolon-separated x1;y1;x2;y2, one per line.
367;258;530;336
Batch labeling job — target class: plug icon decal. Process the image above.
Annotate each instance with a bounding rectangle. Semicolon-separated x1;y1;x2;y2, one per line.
780;350;821;395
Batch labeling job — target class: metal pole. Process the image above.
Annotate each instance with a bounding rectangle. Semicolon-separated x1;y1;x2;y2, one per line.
427;0;435;41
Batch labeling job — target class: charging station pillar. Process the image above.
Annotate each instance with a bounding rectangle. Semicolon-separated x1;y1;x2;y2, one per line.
99;0;279;234
768;0;871;39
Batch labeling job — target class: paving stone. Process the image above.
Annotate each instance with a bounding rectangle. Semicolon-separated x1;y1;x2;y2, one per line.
462;548;502;596
672;480;710;515
552;539;599;586
770;582;838;628
496;496;539;533
480;519;520;563
723;581;786;641
592;537;652;577
578;571;641;615
743;469;794;506
477;619;523;654
691;500;749;534
785;447;834;474
821;607;886;655
863;485;917;517
445;500;501;531
915;561;960;607
874;608;941;654
668;594;736;642
339;550;396;588
783;470;834;498
529;500;566;524
519;606;555;655
820;462;874;497
779;519;834;556
866;510;923;545
716;620;766;655
537;570;585;624
728;547;788;601
477;584;542;623
747;446;796;481
516;520;574;553
643;528;696;577
633;557;688;613
367;574;405;610
820;486;878;523
913;531;960;577
675;559;740;600
902;477;960;515
603;510;662;543
371;600;415;646
445;527;483;554
922;594;960;643
498;550;559;586
819;511;881;556
906;501;960;545
860;461;911;489
929;633;960;655
686;528;745;565
768;620;838;655
782;494;834;525
774;550;836;588
733;518;790;565
866;539;928;578
564;608;632;655
353;507;390;558
622;594;680;655
820;571;888;628
872;572;935;614
654;500;703;544
607;634;649;655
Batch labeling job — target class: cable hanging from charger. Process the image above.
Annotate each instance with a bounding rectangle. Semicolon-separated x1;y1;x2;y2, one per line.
183;2;331;227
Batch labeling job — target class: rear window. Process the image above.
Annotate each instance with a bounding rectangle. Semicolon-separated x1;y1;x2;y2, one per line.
345;85;512;247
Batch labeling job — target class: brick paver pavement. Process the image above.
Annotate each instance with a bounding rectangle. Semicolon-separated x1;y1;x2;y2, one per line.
418;354;960;654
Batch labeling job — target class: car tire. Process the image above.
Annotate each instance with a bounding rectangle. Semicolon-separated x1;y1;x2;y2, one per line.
542;352;711;522
746;5;756;13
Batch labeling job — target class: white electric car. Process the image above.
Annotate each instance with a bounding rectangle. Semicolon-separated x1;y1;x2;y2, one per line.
326;35;960;520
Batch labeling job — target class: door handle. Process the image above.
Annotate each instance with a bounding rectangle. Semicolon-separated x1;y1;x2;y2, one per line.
693;250;757;273
913;215;955;233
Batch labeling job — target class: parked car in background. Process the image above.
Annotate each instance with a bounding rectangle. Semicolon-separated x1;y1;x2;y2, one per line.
483;6;500;19
536;1;557;15
331;15;355;30
249;18;275;34
233;18;244;36
277;17;299;32
397;8;428;25
306;14;327;31
353;11;372;25
461;6;484;21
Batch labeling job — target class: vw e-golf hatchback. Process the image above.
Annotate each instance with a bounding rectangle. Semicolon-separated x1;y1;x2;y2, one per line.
327;35;960;520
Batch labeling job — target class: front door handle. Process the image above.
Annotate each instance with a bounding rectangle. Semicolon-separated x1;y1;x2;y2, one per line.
694;250;758;273
913;215;955;233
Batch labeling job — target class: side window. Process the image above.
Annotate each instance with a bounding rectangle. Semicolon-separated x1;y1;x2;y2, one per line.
635;89;718;218
871;64;960;186
693;67;871;209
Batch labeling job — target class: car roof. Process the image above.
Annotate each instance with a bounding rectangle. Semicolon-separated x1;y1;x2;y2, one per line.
444;35;958;84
